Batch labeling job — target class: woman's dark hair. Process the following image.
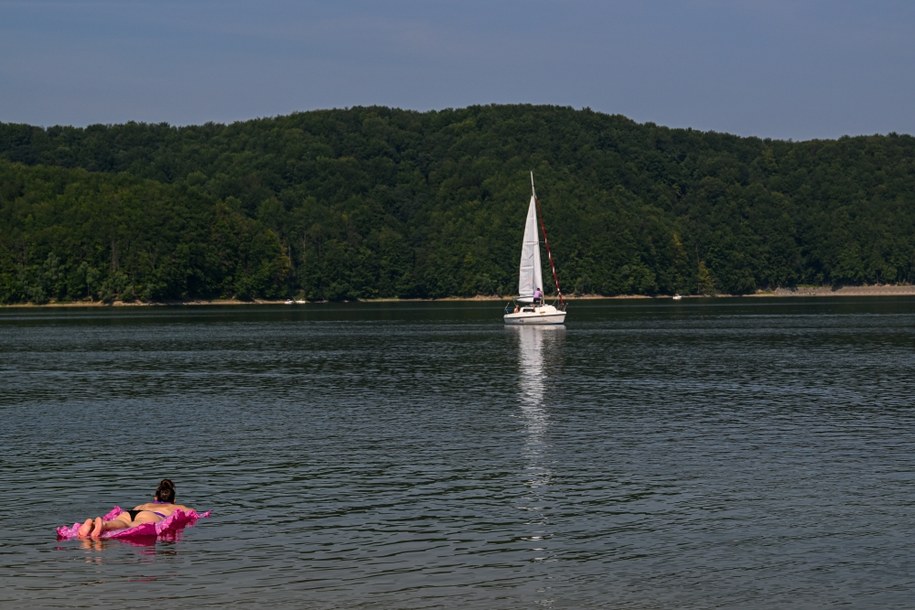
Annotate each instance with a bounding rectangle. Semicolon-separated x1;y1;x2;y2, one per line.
155;479;176;503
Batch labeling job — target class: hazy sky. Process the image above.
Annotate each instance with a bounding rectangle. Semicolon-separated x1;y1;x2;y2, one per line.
2;0;913;140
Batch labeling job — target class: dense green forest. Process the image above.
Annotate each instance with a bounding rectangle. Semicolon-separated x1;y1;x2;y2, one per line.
1;105;914;304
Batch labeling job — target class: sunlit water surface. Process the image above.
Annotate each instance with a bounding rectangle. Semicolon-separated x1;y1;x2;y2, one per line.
1;298;914;608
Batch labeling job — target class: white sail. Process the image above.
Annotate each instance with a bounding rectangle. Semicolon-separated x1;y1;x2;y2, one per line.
517;194;543;303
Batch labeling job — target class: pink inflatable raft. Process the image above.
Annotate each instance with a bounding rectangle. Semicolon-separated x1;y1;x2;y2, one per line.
57;506;210;542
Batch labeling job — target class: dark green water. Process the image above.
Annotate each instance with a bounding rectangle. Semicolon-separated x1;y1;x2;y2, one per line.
2;298;913;608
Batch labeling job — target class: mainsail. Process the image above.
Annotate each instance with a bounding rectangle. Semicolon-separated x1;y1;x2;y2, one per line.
517;192;543;303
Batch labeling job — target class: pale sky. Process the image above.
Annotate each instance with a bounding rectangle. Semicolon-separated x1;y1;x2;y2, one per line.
2;0;913;140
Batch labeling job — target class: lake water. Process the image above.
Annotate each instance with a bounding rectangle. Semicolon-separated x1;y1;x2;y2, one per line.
1;298;914;609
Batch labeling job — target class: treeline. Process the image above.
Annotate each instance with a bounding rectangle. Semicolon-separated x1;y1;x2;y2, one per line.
1;105;914;304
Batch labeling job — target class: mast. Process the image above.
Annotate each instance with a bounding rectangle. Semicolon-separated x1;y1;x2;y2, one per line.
530;172;565;307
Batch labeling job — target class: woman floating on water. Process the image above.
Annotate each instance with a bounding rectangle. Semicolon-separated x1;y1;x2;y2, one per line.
75;479;197;539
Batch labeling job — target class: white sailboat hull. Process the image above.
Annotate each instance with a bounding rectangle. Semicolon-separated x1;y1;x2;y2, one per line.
503;304;567;325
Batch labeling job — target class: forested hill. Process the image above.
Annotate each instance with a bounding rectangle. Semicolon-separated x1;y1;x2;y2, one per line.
1;105;914;304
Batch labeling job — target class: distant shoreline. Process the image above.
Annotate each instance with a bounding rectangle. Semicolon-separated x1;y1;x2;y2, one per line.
2;284;914;308
748;284;915;298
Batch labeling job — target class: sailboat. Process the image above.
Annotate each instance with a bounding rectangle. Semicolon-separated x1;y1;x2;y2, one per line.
503;173;567;325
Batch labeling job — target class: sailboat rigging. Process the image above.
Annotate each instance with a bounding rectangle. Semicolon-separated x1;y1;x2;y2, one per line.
503;173;568;325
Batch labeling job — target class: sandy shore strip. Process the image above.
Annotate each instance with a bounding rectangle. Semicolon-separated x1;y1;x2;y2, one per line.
752;285;915;297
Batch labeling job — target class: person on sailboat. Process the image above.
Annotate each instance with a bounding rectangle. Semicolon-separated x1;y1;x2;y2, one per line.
533;287;543;305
